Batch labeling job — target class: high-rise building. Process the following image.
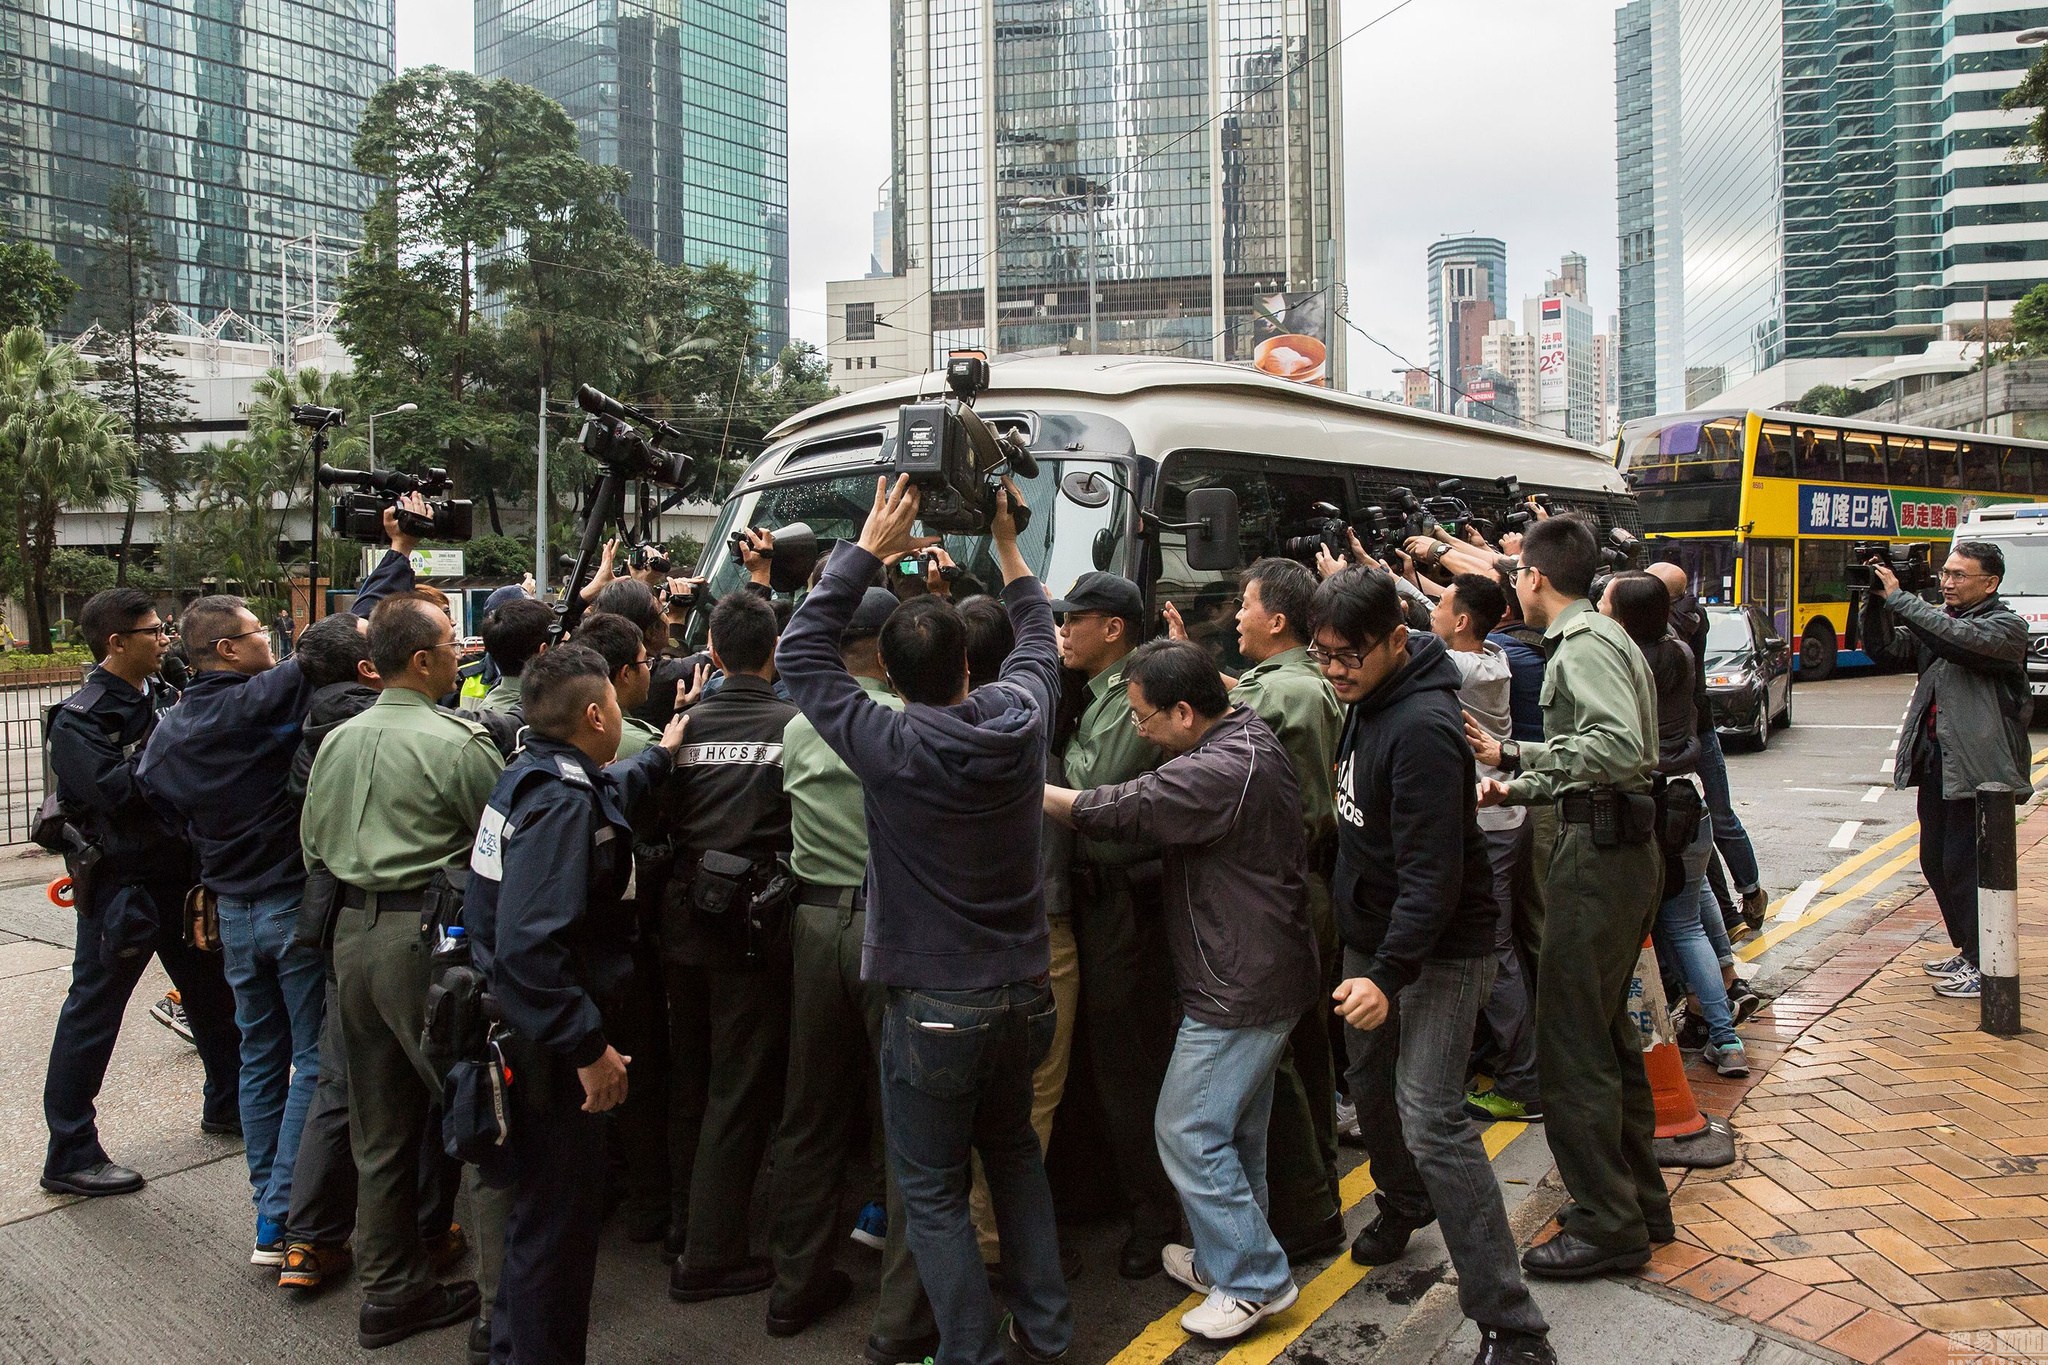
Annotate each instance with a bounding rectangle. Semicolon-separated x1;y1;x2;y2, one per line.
1425;235;1507;412
0;2;395;340
476;0;790;359
827;0;1346;388
1615;0;2048;419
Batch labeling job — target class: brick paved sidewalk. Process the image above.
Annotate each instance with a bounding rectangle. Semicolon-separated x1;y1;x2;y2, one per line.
1635;808;2048;1365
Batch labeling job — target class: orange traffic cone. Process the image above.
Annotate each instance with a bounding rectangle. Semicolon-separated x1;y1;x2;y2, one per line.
1629;937;1737;1168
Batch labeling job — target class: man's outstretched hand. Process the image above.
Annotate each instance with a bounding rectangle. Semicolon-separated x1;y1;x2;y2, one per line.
858;475;922;563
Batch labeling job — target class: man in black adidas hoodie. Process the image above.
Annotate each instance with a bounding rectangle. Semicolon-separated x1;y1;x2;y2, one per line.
1314;568;1553;1365
779;474;1071;1365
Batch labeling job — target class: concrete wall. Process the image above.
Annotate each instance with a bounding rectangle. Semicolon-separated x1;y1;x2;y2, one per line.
1861;357;2048;441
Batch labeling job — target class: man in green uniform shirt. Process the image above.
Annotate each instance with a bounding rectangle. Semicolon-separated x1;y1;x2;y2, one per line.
764;587;935;1365
301;594;508;1354
1051;571;1179;1279
1172;558;1345;1261
1470;518;1664;1278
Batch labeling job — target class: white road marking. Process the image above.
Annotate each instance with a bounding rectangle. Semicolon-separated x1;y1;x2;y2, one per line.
1776;878;1824;921
1792;724;1899;730
1863;786;1885;803
1880;758;1895;775
1789;787;1857;795
1829;820;1863;850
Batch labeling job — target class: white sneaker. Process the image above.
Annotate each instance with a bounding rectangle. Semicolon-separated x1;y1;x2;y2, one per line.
1161;1243;1210;1296
1335;1095;1363;1146
1179;1282;1300;1341
1922;952;1969;977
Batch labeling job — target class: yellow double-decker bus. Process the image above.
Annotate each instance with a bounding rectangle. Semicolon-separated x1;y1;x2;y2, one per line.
1616;410;2048;677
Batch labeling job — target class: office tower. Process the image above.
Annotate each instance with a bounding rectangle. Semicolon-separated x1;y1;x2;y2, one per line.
0;2;395;339
1426;235;1507;412
827;0;1347;389
476;0;790;358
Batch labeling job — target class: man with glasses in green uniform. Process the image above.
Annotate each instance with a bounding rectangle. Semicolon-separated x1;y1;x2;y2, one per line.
1052;571;1179;1279
1469;518;1665;1278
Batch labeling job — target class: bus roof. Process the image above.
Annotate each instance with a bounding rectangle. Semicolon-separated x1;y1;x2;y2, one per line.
1626;407;2048;456
763;354;1626;493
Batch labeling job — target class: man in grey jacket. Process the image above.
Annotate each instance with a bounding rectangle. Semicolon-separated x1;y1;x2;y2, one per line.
1044;639;1319;1345
1861;538;2032;1000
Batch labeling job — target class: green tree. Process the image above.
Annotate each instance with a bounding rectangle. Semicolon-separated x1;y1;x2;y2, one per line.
1789;383;1876;418
0;327;138;646
2006;44;2048;172
2012;282;2048;352
83;173;191;581
461;532;532;580
0;240;79;332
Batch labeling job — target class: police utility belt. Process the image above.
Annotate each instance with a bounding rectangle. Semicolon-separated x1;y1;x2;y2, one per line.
294;864;467;954
1557;781;1703;857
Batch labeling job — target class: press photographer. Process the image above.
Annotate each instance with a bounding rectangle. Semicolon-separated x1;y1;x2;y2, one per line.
1860;539;2032;1001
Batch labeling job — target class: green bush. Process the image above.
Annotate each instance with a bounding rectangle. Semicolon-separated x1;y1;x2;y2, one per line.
0;648;91;672
461;534;533;581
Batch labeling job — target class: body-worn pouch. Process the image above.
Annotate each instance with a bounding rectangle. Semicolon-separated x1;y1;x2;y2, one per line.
1622;792;1660;848
421;865;467;938
422;961;488;1083
743;862;799;969
183;884;221;953
442;1036;513;1184
691;849;757;921
295;867;342;953
1655;780;1705;859
99;883;159;963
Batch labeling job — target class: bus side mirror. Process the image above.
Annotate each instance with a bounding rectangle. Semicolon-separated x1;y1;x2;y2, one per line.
1183;488;1241;572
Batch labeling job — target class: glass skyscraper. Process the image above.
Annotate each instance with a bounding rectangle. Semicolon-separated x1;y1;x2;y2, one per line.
1425;235;1507;413
0;0;394;339
476;0;790;359
878;0;1345;384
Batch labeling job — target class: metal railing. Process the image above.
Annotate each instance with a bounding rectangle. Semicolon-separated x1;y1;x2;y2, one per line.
1;667;90;846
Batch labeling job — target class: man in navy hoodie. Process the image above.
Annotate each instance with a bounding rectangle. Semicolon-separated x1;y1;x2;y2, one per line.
138;502;420;1265
778;474;1072;1365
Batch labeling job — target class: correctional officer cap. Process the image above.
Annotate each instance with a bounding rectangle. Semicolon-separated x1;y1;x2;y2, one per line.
1048;571;1144;622
844;588;900;642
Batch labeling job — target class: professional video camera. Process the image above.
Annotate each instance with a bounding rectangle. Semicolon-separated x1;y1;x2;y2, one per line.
727;523;820;594
1846;540;1933;593
1423;478;1477;540
576;385;693;487
1599;526;1644;572
317;464;474;543
894;351;1038;535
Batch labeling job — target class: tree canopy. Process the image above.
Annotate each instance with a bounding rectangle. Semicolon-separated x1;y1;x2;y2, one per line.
0;240;78;333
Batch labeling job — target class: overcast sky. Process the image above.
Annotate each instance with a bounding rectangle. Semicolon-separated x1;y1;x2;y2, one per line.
397;1;1620;394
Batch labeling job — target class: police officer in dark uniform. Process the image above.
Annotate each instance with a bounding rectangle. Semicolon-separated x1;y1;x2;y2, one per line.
661;589;798;1302
41;587;239;1196
465;644;686;1365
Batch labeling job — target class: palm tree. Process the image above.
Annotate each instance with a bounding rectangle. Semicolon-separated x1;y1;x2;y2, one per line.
0;326;137;646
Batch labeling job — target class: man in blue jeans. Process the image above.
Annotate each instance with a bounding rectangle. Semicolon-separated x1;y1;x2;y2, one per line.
778;473;1072;1365
1045;639;1319;1342
141;503;421;1265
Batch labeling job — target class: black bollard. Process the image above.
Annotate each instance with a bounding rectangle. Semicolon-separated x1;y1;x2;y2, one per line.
1978;785;2020;1037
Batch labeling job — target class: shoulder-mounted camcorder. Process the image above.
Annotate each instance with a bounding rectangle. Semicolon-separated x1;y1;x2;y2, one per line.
318;464;474;543
893;350;1040;535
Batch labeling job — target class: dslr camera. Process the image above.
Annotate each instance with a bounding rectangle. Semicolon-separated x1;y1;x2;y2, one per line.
895;547;962;582
318;464;474;543
894;351;1038;535
1280;502;1351;564
1846;540;1932;593
1600;526;1644;572
1495;476;1554;535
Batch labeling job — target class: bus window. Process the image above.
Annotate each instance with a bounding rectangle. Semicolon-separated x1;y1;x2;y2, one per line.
1757;423;1796;479
1960;440;1999;490
1699;420;1743;480
1924;437;1961;489
1794;426;1840;480
1621;417;1739;485
1798;539;1849;608
1882;433;1924;487
1998;444;2037;494
1843;430;1885;484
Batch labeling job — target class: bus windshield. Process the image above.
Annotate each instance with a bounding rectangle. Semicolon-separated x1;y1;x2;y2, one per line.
693;457;1127;610
1620;416;1745;486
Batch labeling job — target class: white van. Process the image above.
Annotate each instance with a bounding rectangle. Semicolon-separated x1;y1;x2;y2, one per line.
1954;503;2048;698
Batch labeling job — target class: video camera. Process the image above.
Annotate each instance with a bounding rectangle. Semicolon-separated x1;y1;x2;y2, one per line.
317;464;474;543
1422;479;1477;541
727;523;819;594
1495;476;1554;534
893;351;1039;535
630;543;671;577
576;385;693;487
1600;526;1644;572
1846;540;1933;593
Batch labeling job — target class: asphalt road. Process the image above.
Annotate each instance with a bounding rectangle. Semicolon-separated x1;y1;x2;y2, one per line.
0;670;1949;1365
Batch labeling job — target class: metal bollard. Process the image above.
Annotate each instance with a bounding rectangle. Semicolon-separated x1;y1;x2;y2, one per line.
1978;784;2020;1037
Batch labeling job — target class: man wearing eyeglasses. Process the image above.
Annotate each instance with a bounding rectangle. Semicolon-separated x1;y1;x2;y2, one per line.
138;500;422;1277
1861;539;2031;1002
42;589;241;1201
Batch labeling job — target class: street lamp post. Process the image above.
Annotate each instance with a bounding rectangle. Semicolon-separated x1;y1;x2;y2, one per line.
366;402;418;472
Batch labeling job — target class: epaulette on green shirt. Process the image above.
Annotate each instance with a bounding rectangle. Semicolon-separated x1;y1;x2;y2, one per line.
477;675;523;713
616;716;661;760
1061;655;1161;865
783;675;903;888
1231;645;1342;845
301;688;506;890
1504;599;1657;806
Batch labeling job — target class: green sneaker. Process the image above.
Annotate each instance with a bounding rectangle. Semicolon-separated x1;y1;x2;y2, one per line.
1463;1089;1544;1122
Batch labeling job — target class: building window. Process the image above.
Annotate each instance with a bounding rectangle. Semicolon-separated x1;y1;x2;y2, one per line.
846;302;876;341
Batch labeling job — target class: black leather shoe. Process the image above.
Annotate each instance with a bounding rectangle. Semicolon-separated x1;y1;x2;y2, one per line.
1118;1230;1170;1280
1349;1197;1434;1265
1474;1326;1558;1364
1280;1211;1348;1263
764;1267;851;1337
864;1331;940;1365
1554;1202;1674;1246
200;1115;242;1137
669;1255;774;1303
466;1316;489;1365
357;1281;481;1350
1521;1231;1651;1280
40;1162;144;1197
1006;1311;1069;1363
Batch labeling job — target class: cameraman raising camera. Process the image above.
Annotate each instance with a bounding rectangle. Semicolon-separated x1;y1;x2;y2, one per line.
1861;540;2031;1000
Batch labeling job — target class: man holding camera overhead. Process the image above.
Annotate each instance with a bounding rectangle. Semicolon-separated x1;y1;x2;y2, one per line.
1860;539;2031;1001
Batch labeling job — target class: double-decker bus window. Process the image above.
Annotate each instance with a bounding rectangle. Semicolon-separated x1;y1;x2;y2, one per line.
1843;430;1885;483
1798;540;1849;609
1758;423;1796;479
1998;445;2037;494
1795;425;1840;480
1699;419;1743;480
1882;432;1923;486
1921;437;1958;488
1961;440;2000;490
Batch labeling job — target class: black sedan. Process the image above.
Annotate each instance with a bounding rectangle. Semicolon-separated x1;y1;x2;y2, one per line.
1705;605;1793;750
